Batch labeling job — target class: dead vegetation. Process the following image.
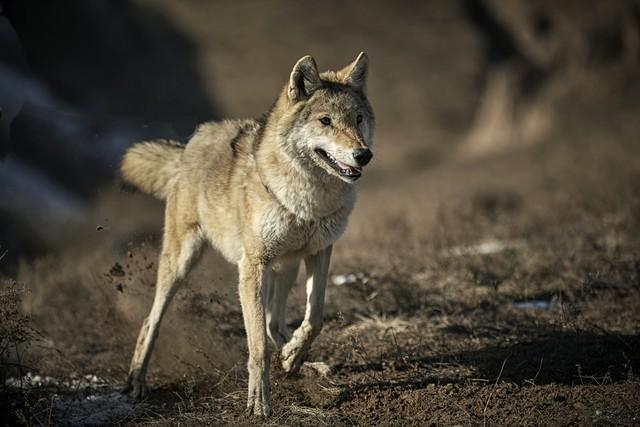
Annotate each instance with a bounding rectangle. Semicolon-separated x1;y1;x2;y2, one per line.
1;1;640;425
2;117;639;425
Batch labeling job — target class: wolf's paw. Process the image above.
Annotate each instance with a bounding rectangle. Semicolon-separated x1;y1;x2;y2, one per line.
281;337;306;374
246;364;271;417
268;326;291;349
121;373;146;400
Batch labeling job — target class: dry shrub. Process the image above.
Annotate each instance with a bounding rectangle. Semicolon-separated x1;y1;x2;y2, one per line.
0;279;43;426
0;279;39;379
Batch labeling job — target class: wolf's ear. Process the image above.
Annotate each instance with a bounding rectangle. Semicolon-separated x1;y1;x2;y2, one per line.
288;55;322;102
338;52;368;91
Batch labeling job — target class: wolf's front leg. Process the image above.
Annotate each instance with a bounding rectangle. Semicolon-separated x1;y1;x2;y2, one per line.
266;261;299;348
282;245;332;374
238;256;271;417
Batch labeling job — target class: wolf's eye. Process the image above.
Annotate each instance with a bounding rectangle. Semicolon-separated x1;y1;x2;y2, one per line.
356;114;363;124
319;117;331;126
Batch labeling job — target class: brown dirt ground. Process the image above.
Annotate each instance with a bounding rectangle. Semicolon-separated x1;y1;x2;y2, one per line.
2;115;640;426
2;1;640;426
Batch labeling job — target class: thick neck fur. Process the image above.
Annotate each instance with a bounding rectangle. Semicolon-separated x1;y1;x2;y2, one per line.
254;92;356;221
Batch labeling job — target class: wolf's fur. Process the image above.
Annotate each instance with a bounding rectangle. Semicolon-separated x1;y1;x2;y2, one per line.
121;139;184;199
121;53;374;416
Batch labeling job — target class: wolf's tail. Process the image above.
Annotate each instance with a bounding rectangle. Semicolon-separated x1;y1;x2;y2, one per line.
121;140;184;200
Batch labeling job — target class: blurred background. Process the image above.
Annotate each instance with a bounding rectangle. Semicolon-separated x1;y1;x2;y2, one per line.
1;1;640;425
1;0;637;271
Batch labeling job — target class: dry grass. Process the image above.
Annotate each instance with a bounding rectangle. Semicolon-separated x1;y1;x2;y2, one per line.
2;7;640;422
340;314;412;336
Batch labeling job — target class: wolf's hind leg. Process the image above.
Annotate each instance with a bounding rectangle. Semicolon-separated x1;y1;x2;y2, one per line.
281;245;331;374
238;257;271;416
123;212;203;399
266;261;299;348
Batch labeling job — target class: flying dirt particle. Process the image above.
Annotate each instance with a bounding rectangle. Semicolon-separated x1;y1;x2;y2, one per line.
116;283;124;293
96;225;104;231
127;251;133;258
109;263;125;277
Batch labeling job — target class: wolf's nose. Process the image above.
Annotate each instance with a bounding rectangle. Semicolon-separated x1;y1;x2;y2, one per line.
353;148;373;166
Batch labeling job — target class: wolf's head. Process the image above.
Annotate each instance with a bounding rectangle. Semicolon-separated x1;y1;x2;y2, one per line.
272;53;375;184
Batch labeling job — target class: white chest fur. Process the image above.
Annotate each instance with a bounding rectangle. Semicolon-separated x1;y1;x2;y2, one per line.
258;201;352;262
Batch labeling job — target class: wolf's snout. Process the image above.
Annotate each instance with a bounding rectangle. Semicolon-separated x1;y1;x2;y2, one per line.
353;148;373;166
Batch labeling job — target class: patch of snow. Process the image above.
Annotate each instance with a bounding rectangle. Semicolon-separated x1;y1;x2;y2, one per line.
513;300;552;310
5;372;107;390
331;271;367;286
5;373;142;426
51;392;141;426
5;372;57;388
443;238;524;257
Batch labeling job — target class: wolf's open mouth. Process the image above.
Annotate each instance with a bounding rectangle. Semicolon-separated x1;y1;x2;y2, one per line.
314;148;362;179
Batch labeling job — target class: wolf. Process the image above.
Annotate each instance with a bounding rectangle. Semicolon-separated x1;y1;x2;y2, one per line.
120;52;374;416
